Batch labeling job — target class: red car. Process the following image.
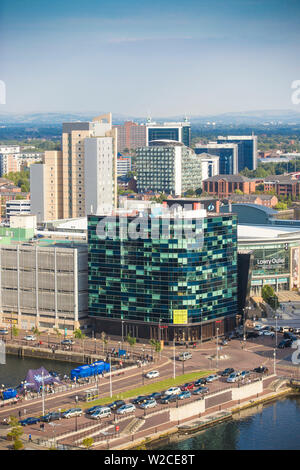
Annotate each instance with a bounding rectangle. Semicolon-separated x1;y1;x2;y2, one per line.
180;382;195;391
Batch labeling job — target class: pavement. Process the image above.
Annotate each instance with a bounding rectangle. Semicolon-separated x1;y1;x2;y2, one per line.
1;328;298;450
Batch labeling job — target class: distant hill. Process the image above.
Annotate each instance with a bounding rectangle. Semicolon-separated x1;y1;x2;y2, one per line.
1;109;300;125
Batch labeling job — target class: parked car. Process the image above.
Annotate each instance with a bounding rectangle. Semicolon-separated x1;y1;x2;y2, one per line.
240;370;251;379
293;328;300;335
280;326;290;333
23;335;36;341
253;366;269;374
221;339;228;346
263;330;275;337
107;400;126;410
193;386;209;395
140;399;157;409
278;339;292;349
145;370;160;379
254;324;264;330
116;404;136;415
164;387;181;396
178;391;191;400
61;339;75;345
0;328;8;335
180;382;194;391
247;331;259;338
227;372;241;383
194;378;208;386
41;412;61;422
284;332;298;341
62;408;82;419
19;417;40;426
206;374;220;383
86;405;102;415
220;368;234;377
90;407;111;419
148;392;163;400
131;395;149;405
178;352;192;361
160;394;178;404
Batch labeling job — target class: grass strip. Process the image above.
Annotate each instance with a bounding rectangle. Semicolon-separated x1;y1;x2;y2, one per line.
79;369;214;408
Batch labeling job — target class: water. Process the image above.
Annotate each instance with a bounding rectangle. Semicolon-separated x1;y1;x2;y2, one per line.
0;354;80;388
153;396;300;450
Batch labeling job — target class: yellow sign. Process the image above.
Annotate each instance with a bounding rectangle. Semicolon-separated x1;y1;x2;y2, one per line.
173;310;188;324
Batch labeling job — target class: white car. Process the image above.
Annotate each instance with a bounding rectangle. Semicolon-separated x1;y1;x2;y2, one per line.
116;404;136;415
227;372;241;383
206;374;220;383
145;370;160;379
254;324;264;331
23;335;36;341
263;330;275;337
139;399;157;409
62;408;82;419
165;387;181;396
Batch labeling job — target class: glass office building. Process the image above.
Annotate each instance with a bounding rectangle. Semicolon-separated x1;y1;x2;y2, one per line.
88;210;238;341
217;136;257;172
146;121;191;147
136;141;202;195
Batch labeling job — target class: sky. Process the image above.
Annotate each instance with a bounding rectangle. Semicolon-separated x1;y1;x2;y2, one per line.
0;0;300;117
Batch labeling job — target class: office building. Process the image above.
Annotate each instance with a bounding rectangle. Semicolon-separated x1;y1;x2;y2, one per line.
113;121;146;153
117;155;132;176
146;118;191;147
136;140;202;195
30;113;117;221
202;175;257;197
217;135;257;171
196;152;220;180
84;115;117;216
88;208;238;341
30;150;63;222
195;143;238;175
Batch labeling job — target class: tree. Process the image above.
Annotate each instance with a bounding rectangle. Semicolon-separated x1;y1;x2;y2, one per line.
100;331;108;352
11;325;19;337
82;437;94;450
234;189;243;195
149;339;161;360
54;327;62;339
73;328;86;340
13;439;24;450
275;202;288;211
126;333;136;355
262;285;278;309
32;326;41;338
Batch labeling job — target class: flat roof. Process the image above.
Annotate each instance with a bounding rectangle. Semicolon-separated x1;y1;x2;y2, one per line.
238;224;300;241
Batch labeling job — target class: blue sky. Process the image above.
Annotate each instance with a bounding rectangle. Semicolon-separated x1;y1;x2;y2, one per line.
0;0;300;116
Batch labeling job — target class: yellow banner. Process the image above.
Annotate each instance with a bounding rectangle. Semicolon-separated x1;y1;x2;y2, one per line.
173;310;188;324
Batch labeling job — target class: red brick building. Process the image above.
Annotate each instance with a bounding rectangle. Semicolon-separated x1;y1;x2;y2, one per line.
202;175;256;197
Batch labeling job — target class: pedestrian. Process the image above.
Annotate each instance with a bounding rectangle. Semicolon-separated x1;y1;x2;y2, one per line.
29;434;32;442
18;410;21;418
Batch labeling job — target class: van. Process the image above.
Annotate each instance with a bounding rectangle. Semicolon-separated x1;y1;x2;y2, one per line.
178;352;192;361
91;407;111;419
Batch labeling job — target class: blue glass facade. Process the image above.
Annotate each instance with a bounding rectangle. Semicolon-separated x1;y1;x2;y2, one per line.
195;147;235;175
88;212;238;340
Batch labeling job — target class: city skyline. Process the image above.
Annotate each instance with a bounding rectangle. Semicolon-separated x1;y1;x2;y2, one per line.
0;0;300;116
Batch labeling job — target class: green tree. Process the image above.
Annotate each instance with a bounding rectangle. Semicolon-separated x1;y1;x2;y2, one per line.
262;285;278;309
73;328;86;340
126;333;136;355
100;331;108;352
13;439;24;450
12;325;19;337
274;202;288;211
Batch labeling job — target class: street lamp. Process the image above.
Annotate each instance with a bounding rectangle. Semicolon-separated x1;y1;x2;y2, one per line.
216;327;219;368
109;354;112;398
121;321;124;348
275;315;278;348
173;338;176;379
94;338;97;354
273;348;277;375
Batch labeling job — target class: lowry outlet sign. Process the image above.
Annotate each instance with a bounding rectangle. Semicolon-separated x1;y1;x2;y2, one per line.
256;258;285;266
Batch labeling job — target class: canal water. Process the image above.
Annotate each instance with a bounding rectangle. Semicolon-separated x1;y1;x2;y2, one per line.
0;354;80;388
152;396;300;450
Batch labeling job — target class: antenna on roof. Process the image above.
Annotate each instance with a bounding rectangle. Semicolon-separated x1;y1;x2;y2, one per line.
146;109;152;123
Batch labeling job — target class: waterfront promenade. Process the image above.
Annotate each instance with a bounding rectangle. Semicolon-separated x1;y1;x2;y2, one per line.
0;329;298;450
